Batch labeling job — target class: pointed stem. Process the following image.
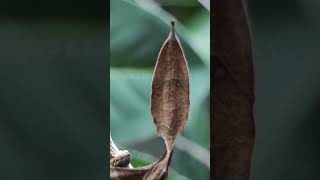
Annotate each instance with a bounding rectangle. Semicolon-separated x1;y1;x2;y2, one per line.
169;20;176;38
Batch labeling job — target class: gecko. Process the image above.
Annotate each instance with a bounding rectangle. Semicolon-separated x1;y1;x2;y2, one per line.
110;135;132;168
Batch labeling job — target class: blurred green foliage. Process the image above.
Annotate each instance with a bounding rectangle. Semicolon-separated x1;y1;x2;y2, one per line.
110;0;210;179
250;1;320;180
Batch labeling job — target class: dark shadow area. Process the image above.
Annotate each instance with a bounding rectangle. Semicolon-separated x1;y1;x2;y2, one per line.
0;2;108;180
0;0;106;19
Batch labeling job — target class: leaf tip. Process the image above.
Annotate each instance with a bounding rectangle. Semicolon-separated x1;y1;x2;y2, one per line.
170;20;176;37
170;20;175;29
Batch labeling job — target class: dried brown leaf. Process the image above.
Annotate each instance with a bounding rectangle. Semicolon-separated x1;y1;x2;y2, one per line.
110;21;190;180
151;21;190;150
212;0;256;180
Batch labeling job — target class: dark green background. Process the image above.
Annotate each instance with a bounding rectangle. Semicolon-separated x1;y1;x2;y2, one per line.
250;1;320;180
0;1;108;180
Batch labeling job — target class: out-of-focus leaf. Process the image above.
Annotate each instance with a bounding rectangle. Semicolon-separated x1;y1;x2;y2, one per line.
127;0;210;68
197;0;210;11
111;0;209;68
131;157;150;167
212;1;255;180
110;68;154;145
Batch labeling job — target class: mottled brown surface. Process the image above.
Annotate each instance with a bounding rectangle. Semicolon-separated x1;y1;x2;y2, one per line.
110;22;190;180
151;22;190;148
110;166;149;180
212;0;256;180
